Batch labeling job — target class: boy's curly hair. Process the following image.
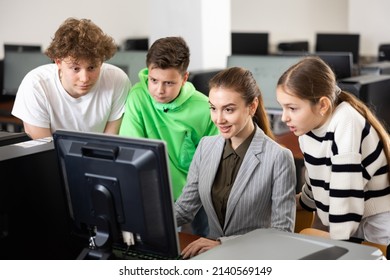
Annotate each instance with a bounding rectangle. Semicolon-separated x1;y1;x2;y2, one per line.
45;17;117;63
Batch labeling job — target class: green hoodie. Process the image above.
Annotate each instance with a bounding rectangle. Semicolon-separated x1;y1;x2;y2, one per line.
119;68;218;200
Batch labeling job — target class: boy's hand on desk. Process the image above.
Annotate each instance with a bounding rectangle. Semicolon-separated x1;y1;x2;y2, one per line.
181;237;220;259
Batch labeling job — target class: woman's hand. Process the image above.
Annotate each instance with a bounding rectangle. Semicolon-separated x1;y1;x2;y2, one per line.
181;237;221;259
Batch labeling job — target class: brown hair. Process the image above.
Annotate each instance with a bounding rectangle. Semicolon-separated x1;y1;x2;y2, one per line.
278;56;390;180
45;17;117;63
209;67;274;140
146;36;190;76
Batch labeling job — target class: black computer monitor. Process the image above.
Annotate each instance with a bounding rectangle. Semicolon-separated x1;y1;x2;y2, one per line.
279;52;353;80
316;52;353;79
123;38;149;51
315;33;360;64
2;51;52;96
227;54;302;114
106;50;147;85
53;130;180;260
231;32;269;55
4;44;42;52
338;74;390;133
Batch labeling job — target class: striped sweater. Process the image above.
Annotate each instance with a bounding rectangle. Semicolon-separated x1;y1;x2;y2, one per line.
299;102;390;240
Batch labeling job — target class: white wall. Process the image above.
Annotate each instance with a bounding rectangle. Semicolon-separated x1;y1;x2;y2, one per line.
0;0;149;58
231;0;348;53
349;0;390;56
1;0;390;66
148;0;230;70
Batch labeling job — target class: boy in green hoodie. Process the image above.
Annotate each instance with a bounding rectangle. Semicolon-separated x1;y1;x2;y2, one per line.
119;36;218;236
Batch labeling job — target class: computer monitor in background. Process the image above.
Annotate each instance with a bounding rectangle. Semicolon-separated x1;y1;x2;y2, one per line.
53;130;180;260
231;32;269;55
277;41;309;53
279;52;353;80
2;51;52;96
106;50;147;85
227;55;302;135
316;52;353;79
338;74;390;133
315;33;360;64
4;44;42;53
123;38;149;51
227;55;301;114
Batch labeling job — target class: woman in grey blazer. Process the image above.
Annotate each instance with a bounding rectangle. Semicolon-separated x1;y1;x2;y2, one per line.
175;67;296;258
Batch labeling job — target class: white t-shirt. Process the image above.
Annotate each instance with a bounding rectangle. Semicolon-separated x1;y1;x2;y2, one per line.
12;63;131;134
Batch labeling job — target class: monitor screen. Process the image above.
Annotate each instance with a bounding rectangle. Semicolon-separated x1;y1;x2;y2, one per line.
315;33;360;64
3;51;52;96
338;74;390;133
4;44;42;52
280;52;353;80
106;50;147;85
227;55;302;114
231;32;269;55
316;52;353;80
53;130;180;260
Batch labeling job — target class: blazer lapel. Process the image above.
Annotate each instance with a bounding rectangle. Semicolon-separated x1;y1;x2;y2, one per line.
223;128;265;230
201;136;225;234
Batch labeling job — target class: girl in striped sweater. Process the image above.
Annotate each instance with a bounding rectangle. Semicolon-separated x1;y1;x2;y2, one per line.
276;56;390;247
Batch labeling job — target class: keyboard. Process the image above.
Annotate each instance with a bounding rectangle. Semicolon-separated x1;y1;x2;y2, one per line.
113;245;182;260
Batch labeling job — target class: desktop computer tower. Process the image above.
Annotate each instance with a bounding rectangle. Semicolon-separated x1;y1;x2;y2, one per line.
338;74;390;132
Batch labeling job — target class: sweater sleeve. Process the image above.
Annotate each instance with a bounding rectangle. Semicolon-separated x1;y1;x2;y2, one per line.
327;107;366;240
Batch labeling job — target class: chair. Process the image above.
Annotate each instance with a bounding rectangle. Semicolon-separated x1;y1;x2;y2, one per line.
187;69;222;96
294;209;314;233
378;44;390;61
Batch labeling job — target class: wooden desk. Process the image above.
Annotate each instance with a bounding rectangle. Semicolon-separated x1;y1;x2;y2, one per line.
275;131;303;159
179;232;200;250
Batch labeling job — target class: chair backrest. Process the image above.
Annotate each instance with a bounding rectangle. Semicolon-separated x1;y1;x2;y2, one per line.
378;44;390;61
187;69;222;96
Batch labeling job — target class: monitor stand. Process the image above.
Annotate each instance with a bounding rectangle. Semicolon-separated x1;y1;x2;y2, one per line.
77;246;113;260
77;183;120;260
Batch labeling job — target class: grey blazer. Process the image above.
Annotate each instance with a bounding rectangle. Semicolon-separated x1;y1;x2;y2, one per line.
175;127;296;240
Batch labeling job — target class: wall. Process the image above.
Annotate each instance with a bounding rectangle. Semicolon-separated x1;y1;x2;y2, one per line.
0;0;149;58
231;0;348;53
349;0;390;57
1;0;390;67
